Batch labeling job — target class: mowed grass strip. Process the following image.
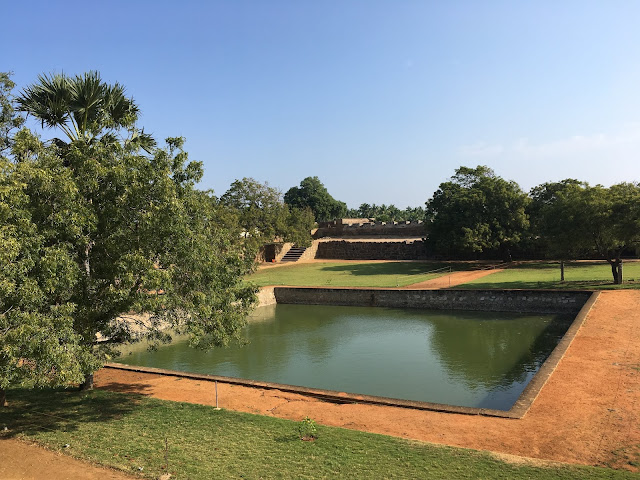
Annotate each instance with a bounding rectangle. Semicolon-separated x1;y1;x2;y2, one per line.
1;388;635;480
458;261;640;290
247;261;454;287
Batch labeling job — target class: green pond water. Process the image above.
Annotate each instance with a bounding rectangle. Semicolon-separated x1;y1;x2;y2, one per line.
115;304;572;410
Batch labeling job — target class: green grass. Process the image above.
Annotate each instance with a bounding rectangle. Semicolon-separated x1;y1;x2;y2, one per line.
2;387;636;479
247;261;455;287
247;260;640;290
458;261;640;290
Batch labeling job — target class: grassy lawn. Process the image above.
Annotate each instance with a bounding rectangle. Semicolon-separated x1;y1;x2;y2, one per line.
247;261;455;287
459;261;640;290
247;260;640;290
2;388;636;479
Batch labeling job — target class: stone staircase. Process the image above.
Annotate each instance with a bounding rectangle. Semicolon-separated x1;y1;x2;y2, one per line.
280;246;307;263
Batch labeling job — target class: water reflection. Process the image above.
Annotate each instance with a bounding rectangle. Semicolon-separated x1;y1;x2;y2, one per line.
117;304;570;410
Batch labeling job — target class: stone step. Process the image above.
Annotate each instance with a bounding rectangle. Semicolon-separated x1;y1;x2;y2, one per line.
281;246;307;262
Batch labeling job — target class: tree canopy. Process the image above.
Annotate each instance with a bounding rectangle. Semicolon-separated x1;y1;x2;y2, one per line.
425;166;529;260
220;177;314;252
16;71;154;151
528;179;591;260
284;176;347;222
346;203;425;222
528;179;640;283
0;73;24;154
1;72;256;403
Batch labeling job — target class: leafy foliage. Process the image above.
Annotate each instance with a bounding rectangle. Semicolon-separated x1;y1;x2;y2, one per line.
346;203;425;222
220;177;314;252
16;71;154;151
297;416;318;440
1;72;256;398
284;176;347;222
0;152;97;396
528;179;591;260
529;179;640;282
426;166;529;260
0;73;24;154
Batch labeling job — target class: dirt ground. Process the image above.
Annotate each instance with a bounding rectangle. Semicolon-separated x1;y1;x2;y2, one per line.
402;268;502;288
0;438;138;480
3;289;638;477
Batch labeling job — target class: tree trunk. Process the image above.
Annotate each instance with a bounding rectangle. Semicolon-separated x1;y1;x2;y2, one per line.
618;261;623;284
80;373;94;391
1;387;7;407
560;260;565;282
609;259;622;284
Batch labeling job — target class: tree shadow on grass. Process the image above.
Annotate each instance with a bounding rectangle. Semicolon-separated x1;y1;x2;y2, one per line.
96;381;154;396
506;261;616;271
321;262;452;276
1;387;145;438
507;263;561;270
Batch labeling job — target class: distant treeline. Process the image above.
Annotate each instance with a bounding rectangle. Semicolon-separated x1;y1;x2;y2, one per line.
260;169;638;285
346;204;425;222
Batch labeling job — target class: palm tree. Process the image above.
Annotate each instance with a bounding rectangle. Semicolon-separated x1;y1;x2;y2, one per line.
16;71;155;151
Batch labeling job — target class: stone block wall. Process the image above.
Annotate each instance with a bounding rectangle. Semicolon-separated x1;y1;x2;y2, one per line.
259;242;294;263
316;240;428;260
273;287;593;314
315;220;425;238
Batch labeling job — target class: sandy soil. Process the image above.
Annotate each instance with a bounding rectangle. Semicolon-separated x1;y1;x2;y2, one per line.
93;290;640;470
402;268;503;288
0;438;138;480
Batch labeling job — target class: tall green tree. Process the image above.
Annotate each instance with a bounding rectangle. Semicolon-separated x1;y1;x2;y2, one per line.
426;166;529;260
284;176;347;222
528;179;590;279
529;180;640;284
0;148;96;406
1;73;256;400
580;183;640;283
220;177;313;255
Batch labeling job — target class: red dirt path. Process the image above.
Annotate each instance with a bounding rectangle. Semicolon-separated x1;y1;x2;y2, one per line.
0;438;137;480
402;268;502;288
95;290;640;470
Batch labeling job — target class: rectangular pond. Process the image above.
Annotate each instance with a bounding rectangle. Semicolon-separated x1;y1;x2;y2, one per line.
115;304;573;411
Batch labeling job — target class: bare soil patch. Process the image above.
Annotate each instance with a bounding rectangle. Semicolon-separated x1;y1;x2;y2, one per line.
95;290;640;471
0;438;137;480
402;268;503;289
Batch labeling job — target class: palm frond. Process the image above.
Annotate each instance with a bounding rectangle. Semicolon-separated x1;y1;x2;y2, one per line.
69;71;105;135
17;71;148;147
16;73;73;134
125;128;156;153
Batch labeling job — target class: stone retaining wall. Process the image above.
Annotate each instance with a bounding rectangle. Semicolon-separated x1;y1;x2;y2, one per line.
316;240;428;260
272;287;592;314
315;219;425;238
256;286;276;306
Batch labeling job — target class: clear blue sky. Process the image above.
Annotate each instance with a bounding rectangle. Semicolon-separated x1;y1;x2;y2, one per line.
3;1;639;208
